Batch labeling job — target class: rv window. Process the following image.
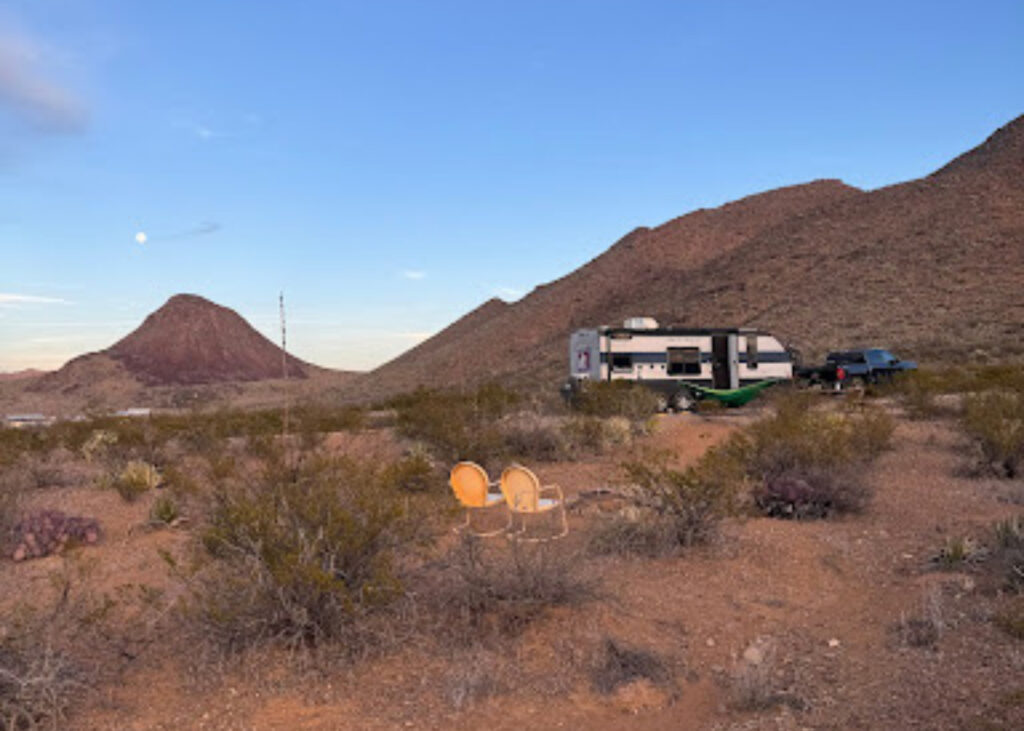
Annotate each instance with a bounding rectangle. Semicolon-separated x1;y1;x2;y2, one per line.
666;347;701;376
746;335;759;368
611;353;633;371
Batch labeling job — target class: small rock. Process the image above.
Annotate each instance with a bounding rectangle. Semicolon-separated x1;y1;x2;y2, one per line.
827;638;840;648
706;638;716;647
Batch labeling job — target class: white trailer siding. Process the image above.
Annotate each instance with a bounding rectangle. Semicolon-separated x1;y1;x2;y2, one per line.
569;326;792;391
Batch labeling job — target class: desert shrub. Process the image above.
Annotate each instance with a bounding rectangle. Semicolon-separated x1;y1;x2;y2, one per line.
292;404;366;437
991;515;1024;592
608;448;744;553
192;454;411;651
591;638;671;695
962;391;1024;478
727;395;893;518
931;536;988;569
755;468;871;519
562;415;635;456
497;414;569;462
108;461;161;502
427;536;593;640
0;633;81;730
588;514;679;557
894;589;944;649
995;599;1024;640
149;494;180;526
570;380;661;420
391;384;519;464
8;510;102;562
381;449;436;492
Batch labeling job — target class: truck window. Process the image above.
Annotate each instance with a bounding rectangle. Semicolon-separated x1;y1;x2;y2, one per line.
746;335;759;368
611;353;633;371
666;347;701;375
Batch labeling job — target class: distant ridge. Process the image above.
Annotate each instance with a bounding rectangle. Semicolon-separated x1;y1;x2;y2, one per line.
36;293;309;389
347;114;1024;401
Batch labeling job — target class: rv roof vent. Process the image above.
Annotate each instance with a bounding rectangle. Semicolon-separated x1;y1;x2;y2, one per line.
623;317;659;330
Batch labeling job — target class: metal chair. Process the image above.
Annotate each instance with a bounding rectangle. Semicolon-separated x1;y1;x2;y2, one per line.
449;461;510;537
499;464;569;541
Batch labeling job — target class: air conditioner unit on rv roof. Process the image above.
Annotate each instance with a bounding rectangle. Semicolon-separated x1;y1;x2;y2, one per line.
623;317;659;330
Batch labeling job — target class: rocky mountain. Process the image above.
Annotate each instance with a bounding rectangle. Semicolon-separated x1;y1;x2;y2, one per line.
350;114;1024;400
34;294;310;390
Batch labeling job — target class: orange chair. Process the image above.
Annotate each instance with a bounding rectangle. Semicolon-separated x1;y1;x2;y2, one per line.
449;461;510;537
499;464;569;541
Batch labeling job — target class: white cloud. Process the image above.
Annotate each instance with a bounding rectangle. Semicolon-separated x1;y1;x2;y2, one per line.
400;270;426;281
0;27;87;133
494;286;523;300
173;119;219;140
0;292;70;305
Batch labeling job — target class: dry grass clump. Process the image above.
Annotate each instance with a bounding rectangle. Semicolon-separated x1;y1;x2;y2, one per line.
931;535;988;570
894;589;944;649
0;634;81;730
962;391;1024;478
191;454;414;652
422;536;593;641
991;515;1024;593
995;599;1024;641
149;494;181;526
590;637;672;695
107;460;161;502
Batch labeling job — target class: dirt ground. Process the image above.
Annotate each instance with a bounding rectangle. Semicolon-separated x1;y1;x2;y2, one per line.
3;407;1024;730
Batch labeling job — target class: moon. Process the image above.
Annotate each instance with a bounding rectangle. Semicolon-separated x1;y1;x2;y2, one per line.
135;231;148;245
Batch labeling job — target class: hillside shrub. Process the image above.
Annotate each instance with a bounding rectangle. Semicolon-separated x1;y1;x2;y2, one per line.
570;380;661;420
595;448;745;555
193;454;410;650
391;383;522;464
962;391;1024;478
0;631;81;730
591;637;672;695
426;536;593;641
739;396;893;518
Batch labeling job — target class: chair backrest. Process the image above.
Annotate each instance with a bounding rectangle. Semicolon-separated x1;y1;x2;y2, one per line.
500;464;540;512
449;461;490;507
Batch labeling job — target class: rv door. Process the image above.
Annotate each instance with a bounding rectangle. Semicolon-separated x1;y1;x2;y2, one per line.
569;329;601;381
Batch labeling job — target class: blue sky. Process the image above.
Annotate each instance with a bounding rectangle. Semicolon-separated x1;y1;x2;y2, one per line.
1;0;1021;372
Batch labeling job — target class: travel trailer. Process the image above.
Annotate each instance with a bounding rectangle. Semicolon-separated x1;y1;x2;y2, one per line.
567;318;794;409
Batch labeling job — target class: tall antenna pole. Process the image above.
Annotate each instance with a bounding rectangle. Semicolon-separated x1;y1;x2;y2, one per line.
280;291;290;441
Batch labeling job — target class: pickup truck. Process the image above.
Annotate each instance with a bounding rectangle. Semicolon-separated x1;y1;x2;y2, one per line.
795;349;917;389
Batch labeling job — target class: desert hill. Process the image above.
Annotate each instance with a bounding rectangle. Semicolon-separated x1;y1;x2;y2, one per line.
33;294;309;393
349;115;1024;401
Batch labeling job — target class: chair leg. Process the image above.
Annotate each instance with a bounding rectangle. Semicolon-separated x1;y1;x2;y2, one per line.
458;507;513;538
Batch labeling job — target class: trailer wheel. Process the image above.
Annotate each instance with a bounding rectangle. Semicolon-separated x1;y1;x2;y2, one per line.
672;391;696;412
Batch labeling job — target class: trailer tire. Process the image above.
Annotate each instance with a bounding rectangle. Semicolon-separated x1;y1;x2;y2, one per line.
672;391;696;412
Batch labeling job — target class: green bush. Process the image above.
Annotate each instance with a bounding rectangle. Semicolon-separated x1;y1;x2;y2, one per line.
962;392;1024;478
193;454;410;650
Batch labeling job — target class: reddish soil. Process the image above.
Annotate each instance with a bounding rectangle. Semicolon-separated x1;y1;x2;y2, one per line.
4;407;1022;729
